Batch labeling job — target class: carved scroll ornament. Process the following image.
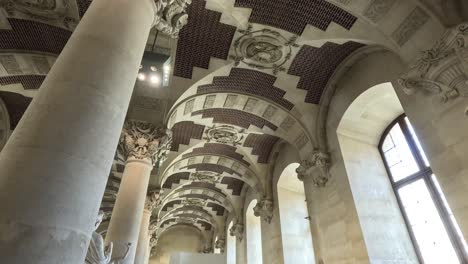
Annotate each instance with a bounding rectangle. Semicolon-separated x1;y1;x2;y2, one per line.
398;22;468;112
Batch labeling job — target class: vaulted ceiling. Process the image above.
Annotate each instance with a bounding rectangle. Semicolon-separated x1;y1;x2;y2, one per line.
0;0;454;252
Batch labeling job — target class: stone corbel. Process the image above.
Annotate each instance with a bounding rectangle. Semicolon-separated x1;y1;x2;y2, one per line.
144;190;161;213
253;199;274;224
229;223;244;242
215;237;226;252
398;22;468;113
119;120;172;167
296;150;331;187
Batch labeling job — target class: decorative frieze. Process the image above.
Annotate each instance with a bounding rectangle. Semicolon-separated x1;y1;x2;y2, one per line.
190;171;221;184
296;150;331;187
253;199;273;223
119;120;172;166
398;23;468;114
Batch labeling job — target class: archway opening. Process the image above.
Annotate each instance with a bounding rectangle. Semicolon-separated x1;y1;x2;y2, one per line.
277;163;314;263
337;82;418;262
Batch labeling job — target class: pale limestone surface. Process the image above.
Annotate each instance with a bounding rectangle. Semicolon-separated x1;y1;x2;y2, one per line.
0;0;155;263
105;159;154;264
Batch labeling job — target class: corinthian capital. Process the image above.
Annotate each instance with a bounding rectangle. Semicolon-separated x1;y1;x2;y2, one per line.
229;223;244;242
253;199;274;223
397;22;468;108
119;121;172;166
296;150;330;187
153;0;192;38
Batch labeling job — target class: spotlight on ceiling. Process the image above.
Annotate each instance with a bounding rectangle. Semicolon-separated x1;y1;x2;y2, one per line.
150;66;158;72
150;75;160;84
137;73;146;81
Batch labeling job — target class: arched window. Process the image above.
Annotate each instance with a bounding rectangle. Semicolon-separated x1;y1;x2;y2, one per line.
380;114;468;263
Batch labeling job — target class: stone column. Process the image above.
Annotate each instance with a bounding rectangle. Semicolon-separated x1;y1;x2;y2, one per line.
257;198;284;264
0;0;157;263
231;222;246;264
105;121;171;264
134;191;160;264
297;150;331;264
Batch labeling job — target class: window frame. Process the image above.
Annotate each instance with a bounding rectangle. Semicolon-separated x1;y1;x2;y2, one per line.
378;114;467;264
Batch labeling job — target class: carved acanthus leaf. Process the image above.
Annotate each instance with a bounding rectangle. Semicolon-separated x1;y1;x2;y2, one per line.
253;199;274;223
144;191;161;212
119;121;172;166
296;150;331;187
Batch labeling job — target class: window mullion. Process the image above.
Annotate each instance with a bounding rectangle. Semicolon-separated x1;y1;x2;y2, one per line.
424;176;468;263
398;117;426;171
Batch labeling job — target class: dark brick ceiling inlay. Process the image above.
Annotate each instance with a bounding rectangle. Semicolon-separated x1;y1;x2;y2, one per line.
197;68;294;110
192;108;277;131
77;0;93;17
243;134;279;163
162;200;182;212
234;0;357;35
0;91;32;130
288;41;364;104
0;75;45;90
183;143;249;166
181;181;226;197
162;172;190;189
220;177;244;196
197;220;212;231
160;219;176;228
0;19;71;54
174;0;236;78
180;193;218;202
207;202;225;216
186;163;240;177
171;121;205;152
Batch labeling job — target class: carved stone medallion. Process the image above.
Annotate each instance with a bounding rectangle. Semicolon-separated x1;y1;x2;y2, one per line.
203;125;245;146
230;25;299;75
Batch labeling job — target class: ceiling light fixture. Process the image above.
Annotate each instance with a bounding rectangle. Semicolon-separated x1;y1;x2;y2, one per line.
137;73;146;81
150;75;160;84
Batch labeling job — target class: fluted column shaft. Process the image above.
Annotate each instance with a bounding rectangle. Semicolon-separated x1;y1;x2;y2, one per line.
105;159;153;264
0;0;155;263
